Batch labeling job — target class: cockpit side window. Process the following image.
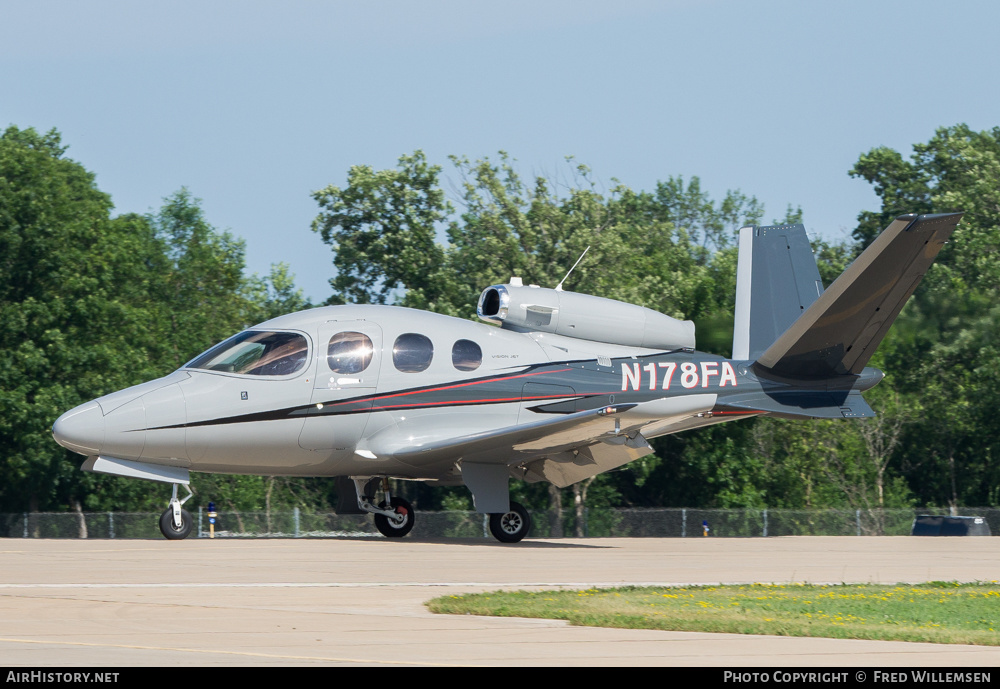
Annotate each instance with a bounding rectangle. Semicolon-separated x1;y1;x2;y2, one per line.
328;331;374;374
452;339;482;371
393;333;433;372
187;331;308;376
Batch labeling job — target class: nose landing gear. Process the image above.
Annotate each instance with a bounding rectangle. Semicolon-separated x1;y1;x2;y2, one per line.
159;483;194;540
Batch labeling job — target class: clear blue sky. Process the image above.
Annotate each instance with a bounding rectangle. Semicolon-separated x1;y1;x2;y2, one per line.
3;0;997;303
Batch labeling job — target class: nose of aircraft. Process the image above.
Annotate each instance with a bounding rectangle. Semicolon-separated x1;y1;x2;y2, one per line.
52;401;105;456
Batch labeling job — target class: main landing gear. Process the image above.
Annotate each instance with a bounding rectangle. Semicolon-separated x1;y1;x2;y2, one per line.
159;483;194;540
489;501;531;543
352;477;415;538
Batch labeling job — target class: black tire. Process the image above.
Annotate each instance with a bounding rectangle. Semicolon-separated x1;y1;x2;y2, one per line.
489;501;531;543
159;507;193;540
374;496;415;538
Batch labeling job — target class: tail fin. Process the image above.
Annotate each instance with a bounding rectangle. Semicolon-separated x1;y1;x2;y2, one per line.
732;223;824;361
723;212;960;420
754;212;962;379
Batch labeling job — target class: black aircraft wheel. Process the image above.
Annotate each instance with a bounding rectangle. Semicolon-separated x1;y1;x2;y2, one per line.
489;501;531;543
374;496;415;538
159;507;193;540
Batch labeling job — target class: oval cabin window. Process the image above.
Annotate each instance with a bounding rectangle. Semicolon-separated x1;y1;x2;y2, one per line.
393;333;433;372
328;332;374;374
452;339;482;371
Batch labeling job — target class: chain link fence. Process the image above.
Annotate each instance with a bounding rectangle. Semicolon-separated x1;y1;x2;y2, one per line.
3;507;997;539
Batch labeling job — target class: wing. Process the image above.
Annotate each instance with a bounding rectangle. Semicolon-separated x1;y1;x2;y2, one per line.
368;393;717;488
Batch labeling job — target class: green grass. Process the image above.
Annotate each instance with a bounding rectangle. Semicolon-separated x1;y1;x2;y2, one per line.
427;582;1000;645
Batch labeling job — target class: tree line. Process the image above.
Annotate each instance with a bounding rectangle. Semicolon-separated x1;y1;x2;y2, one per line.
2;123;997;522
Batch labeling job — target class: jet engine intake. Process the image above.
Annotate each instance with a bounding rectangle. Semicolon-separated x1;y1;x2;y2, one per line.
477;282;695;350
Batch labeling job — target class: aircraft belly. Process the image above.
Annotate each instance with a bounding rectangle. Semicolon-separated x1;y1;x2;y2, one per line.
184;420;327;474
193;452;345;476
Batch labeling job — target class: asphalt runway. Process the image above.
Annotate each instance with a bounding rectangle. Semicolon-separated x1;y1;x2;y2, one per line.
1;536;998;667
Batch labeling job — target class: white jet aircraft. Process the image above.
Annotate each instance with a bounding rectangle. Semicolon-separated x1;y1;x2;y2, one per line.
53;213;961;542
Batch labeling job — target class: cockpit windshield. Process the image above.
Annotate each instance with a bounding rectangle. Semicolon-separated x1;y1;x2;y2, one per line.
186;331;309;376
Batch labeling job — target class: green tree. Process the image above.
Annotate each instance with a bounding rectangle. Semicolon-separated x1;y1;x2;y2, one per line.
244;262;312;324
0;127;167;512
146;188;256;369
850;124;1000;508
0;126;315;516
313;151;766;325
311;151;451;307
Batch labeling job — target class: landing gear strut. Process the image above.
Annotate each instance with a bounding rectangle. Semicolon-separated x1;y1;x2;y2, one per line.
489;501;531;543
159;483;194;540
352;477;415;538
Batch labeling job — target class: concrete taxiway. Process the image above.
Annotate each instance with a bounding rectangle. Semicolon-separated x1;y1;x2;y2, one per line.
0;536;998;666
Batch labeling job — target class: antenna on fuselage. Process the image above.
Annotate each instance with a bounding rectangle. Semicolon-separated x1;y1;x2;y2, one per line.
555;246;590;292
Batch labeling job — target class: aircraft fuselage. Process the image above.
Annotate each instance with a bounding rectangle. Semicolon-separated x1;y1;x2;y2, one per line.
53;303;879;481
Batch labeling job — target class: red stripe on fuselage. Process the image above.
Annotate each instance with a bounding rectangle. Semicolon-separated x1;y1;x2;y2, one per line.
369;391;584;411
324;367;573;409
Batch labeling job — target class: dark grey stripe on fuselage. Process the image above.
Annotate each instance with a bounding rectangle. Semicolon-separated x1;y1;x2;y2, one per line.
142;349;765;431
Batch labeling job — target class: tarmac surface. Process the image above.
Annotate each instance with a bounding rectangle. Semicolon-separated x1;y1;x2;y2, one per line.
1;535;998;667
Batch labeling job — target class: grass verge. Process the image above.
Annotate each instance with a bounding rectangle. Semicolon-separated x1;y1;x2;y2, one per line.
427;582;1000;645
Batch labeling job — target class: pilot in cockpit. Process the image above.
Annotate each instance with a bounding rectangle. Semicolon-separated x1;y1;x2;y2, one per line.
251;338;308;376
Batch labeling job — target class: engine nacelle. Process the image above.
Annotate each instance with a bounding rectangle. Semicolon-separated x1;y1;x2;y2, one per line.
477;281;695;350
